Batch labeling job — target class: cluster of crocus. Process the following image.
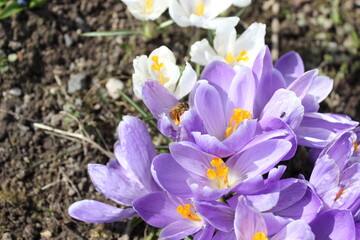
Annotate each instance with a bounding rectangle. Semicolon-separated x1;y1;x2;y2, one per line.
121;0;250;29
69;41;360;239
68;1;360;239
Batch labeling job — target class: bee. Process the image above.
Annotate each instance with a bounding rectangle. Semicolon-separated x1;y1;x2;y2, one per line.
169;102;190;125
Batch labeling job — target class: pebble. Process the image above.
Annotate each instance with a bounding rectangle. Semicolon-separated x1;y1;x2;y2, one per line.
105;78;124;99
1;233;12;240
64;34;73;47
40;230;52;238
67;73;87;94
9;87;22;96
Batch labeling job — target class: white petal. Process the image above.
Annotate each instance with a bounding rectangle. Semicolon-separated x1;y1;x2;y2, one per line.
190;39;217;66
214;23;237;57
173;62;197;99
232;0;251;8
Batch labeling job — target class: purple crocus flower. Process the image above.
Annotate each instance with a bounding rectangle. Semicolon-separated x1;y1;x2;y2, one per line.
133;191;214;240
68;116;161;223
151;133;292;201
255;46;358;148
198;196;315;240
310;131;360;219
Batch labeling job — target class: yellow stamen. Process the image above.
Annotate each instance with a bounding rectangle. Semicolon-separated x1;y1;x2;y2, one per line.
225;108;251;138
194;0;205;16
150;56;168;85
225;50;250;65
176;204;202;222
334;188;345;201
206;158;229;188
145;0;153;13
253;232;268;240
354;142;358;152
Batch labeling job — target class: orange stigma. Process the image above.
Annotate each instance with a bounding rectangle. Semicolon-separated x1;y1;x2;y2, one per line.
354;142;358;152
194;0;205;16
334;188;345;201
176;204;202;222
151;56;168;85
226;108;251;138
206;158;229;188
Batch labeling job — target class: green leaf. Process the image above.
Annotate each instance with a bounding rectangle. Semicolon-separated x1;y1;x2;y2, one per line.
80;30;143;37
0;2;25;19
0;0;8;8
29;0;47;8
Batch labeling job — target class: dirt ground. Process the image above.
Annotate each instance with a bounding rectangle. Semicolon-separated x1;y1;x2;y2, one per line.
0;0;359;239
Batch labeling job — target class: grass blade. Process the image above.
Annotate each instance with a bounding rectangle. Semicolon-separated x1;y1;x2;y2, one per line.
80;30;143;37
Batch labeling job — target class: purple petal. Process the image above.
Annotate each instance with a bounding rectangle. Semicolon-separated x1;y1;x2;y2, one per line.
302;94;319;113
212;231;236;240
234;196;267;239
260;89;304;129
158;114;177;140
272;220;314;240
274;51;305;86
195;82;226;139
194;224;215;240
307;76;333;103
151;153;192;197
226;67;256;116
262;213;290;236
310;155;339;196
115;116;158;191
287;69;318;99
195;201;234;232
88;161;145;206
142;81;179;118
228;139;292;180
310;210;356;240
192;132;233;158
133;192;181;228
246;182;280;212
200;60;236;94
252;45;272;86
177;108;206;142
222;119;257;154
188;179;230;201
160;221;202;240
68;200;136;223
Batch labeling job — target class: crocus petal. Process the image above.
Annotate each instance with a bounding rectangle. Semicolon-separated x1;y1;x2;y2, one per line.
233;0;251;7
88;161;145;206
200;61;236;94
213;22;237;58
160;220;202;240
226;66;256;116
115;116;158;191
158;113;177;139
310;210;356;240
287;69;318;100
252;46;272;86
173;62;197;99
228;139;292;181
188;180;230;200
151;153;192;197
177;108;206;142
234;196;267;239
190;39;217;66
133;192;181;228
271;220;314;240
142;80;179;118
195;201;234;232
194;224;215;240
274;51;305;86
192;132;233;158
310;155;339;196
212;230;236;240
307;76;333;103
260;89;304;129
68;200;136;223
195;82;226;139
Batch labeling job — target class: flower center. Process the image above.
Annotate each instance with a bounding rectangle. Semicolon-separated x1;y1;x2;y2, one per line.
206;158;229;189
177;204;202;222
334;188;345;201
150;56;168;85
354;142;358;152
145;0;153;14
253;232;268;240
194;0;205;16
226;108;251;138
225;51;250;65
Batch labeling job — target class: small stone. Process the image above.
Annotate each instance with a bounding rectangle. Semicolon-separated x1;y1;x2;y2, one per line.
40;230;52;238
106;78;124;99
9;87;22;96
2;233;13;240
67;73;87;94
64;34;73;47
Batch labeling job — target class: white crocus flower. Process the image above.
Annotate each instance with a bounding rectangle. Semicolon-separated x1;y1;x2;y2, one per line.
121;0;169;21
132;46;197;99
169;0;239;29
190;22;266;68
233;0;251;7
